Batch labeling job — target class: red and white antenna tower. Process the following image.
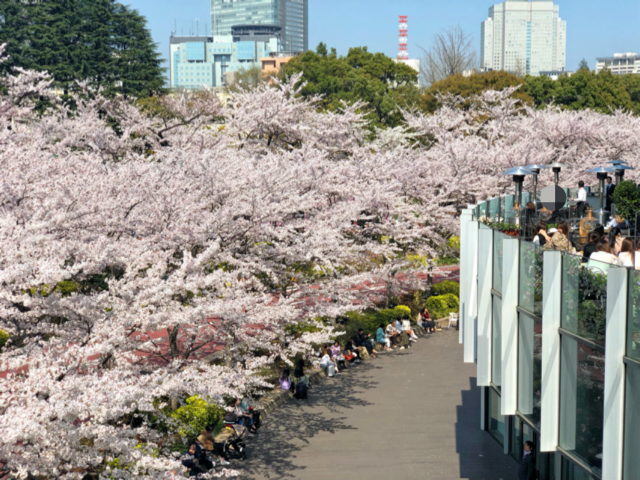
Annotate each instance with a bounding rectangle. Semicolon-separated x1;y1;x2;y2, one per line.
398;15;408;61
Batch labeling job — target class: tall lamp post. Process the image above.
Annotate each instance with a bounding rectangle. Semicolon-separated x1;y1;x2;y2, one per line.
501;167;535;231
546;162;568;185
586;166;617;224
525;164;549;208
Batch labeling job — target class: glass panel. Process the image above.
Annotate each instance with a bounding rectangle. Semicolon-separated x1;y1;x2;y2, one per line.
627;269;640;361
492;295;502;389
488;197;500;222
489;387;505;446
493;231;507;293
477;200;489;221
561;456;597;480
519;240;544;316
562;253;608;346
518;313;542;428
623;363;640;480
559;336;605;475
511;416;522;461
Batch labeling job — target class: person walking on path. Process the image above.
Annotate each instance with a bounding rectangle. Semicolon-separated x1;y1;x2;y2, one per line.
518;441;536;480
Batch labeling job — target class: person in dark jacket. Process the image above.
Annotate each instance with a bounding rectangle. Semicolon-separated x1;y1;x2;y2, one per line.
355;328;377;358
583;232;600;261
518;440;536;480
182;443;208;476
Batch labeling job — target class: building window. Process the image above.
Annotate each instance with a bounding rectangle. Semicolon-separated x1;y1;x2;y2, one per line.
624;362;640;479
488;387;505;446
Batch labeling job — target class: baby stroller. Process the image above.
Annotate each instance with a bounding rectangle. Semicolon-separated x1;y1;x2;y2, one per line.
223;434;247;461
218;413;249;461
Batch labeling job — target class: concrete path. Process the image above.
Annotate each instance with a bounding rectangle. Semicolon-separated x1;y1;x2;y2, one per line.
239;329;518;480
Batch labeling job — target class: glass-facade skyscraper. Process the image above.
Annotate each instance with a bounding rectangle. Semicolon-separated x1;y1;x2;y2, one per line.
481;0;566;76
211;0;308;54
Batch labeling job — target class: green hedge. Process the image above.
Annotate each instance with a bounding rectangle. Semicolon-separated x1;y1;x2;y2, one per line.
167;396;225;438
341;305;411;340
426;294;459;320
431;280;459;297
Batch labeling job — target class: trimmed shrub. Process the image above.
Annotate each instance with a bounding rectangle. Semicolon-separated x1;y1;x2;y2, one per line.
393;305;411;317
341;305;411;339
426;294;459;320
432;280;460;297
168;395;225;438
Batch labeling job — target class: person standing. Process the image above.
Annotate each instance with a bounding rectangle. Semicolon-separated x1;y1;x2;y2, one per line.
605;176;615;213
518;441;536;480
572;180;587;218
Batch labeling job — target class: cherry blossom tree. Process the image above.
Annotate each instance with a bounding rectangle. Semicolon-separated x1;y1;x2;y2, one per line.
3;45;639;479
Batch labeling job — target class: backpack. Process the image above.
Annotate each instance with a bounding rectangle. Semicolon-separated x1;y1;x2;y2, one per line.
294;381;308;399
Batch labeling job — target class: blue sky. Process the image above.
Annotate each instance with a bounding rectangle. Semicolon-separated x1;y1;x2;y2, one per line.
126;0;640;76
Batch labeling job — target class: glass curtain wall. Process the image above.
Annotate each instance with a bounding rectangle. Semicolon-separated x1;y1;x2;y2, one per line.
489;386;506;445
624;269;640;479
518;240;543;427
559;252;608;479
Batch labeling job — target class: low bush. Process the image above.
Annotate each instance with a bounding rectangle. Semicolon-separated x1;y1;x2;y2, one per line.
426;294;459;320
341;305;412;340
167;396;225;438
431;280;460;297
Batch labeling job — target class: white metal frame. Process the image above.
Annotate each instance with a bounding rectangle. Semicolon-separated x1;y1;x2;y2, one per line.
477;228;494;386
501;238;519;416
602;267;628;480
460;208;479;362
540;250;562;452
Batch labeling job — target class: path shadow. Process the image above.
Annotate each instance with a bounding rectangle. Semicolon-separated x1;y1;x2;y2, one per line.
239;362;380;479
455;377;518;480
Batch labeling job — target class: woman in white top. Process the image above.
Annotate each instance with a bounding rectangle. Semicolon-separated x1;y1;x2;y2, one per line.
402;318;418;342
618;238;635;267
320;346;339;374
590;241;618;265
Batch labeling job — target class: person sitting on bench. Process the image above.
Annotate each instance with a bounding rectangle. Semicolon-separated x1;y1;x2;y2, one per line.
376;323;392;349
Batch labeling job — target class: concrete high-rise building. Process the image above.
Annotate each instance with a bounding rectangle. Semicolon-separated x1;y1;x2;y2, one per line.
211;0;308;54
596;53;640;75
481;0;566;76
169;25;282;90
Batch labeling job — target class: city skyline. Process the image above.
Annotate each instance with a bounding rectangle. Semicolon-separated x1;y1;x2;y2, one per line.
129;0;640;77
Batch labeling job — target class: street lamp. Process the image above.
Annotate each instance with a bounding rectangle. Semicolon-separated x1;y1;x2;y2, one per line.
546;163;568;185
586;166;617;224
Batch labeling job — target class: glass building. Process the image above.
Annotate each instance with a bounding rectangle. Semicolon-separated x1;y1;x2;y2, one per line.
481;0;566;76
169;30;281;89
211;0;308;54
460;189;639;479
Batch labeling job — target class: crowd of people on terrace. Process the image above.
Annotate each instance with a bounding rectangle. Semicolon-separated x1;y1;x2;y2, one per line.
526;178;640;270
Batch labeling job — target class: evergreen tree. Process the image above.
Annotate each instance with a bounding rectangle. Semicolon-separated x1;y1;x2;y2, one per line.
279;46;420;129
0;0;165;99
578;58;590;71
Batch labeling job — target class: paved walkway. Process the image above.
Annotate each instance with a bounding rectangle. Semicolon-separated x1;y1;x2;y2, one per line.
240;330;518;480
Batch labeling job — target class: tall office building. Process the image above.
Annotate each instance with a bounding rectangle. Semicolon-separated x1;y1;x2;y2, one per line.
211;0;308;54
481;0;566;76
